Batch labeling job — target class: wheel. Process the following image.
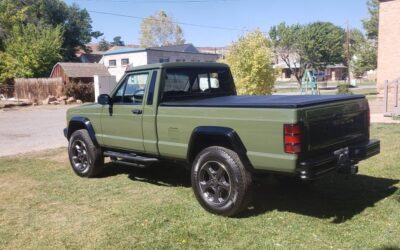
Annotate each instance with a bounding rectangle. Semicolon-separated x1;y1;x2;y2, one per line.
191;146;253;217
68;129;104;178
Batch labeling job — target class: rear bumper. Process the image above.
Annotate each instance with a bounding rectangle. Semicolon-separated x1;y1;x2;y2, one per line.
296;139;380;180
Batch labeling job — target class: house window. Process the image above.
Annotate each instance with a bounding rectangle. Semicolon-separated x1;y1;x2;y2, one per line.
159;58;170;63
176;59;186;62
121;58;129;66
109;60;117;67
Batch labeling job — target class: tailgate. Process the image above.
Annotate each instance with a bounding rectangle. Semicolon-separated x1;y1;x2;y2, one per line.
302;98;369;155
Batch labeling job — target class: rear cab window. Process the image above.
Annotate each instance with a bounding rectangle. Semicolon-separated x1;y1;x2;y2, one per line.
161;67;236;102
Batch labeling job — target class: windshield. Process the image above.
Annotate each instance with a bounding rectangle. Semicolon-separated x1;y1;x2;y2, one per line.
162;67;236;101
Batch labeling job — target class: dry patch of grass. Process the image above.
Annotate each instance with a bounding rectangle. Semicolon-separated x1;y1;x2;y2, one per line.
0;125;399;249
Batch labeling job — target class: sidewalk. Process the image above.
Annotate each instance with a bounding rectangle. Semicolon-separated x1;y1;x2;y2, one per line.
371;113;400;124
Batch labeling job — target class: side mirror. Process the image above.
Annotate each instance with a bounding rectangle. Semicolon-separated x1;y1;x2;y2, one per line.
98;94;112;105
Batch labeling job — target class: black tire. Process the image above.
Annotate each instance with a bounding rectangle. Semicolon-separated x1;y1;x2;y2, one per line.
191;146;253;217
68;129;104;178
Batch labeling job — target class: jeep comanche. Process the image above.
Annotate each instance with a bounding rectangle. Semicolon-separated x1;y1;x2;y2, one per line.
64;62;380;216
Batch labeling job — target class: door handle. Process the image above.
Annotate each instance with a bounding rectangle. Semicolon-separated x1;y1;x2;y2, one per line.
131;109;143;115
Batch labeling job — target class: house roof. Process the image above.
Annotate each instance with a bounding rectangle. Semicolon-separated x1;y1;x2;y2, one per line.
102;44;202;56
126;62;229;72
148;44;199;53
103;48;146;56
51;63;110;78
79;54;103;63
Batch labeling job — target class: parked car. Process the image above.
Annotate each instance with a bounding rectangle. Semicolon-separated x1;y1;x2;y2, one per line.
313;71;326;82
64;62;380;216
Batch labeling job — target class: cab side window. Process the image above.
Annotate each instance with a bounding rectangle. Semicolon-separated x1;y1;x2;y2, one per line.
113;73;149;104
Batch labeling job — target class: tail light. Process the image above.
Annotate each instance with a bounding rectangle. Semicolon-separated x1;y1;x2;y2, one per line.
284;124;302;154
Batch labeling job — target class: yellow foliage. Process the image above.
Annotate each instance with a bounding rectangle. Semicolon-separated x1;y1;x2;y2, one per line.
223;30;276;95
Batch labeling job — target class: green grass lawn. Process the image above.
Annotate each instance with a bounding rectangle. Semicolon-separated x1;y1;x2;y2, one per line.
1;124;399;249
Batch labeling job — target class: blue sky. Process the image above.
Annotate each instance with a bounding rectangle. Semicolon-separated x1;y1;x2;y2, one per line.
64;0;370;47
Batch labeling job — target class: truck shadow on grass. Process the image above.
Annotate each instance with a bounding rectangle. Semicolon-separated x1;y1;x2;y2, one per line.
99;162;398;223
244;174;399;223
99;161;192;187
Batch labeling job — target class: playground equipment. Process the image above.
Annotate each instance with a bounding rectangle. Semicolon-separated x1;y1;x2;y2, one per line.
300;69;320;95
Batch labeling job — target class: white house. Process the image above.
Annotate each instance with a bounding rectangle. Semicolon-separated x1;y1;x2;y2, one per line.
99;44;220;81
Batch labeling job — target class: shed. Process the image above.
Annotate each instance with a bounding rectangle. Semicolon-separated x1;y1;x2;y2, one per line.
50;63;110;84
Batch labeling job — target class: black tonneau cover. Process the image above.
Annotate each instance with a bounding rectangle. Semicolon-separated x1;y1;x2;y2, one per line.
160;95;365;109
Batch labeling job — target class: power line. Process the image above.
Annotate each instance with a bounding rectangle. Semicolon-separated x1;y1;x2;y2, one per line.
88;10;252;32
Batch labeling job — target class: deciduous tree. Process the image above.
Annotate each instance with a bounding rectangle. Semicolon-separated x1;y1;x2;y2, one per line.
269;22;345;85
98;38;111;51
362;0;379;41
0;24;63;83
111;36;125;46
351;40;377;78
139;10;185;47
223;30;276;95
0;0;102;60
348;0;379;77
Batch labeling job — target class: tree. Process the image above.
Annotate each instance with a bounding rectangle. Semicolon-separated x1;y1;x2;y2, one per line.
362;0;379;41
347;0;379;77
111;36;125;46
139;10;185;47
351;40;377;78
98;38;110;51
269;22;345;84
0;0;102;60
0;24;63;83
223;30;276;95
349;28;366;57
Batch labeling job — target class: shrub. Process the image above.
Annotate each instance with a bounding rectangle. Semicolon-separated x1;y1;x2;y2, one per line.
64;82;94;102
223;30;276;95
337;84;353;95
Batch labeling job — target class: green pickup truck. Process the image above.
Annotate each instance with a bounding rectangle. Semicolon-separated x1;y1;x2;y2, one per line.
64;62;380;216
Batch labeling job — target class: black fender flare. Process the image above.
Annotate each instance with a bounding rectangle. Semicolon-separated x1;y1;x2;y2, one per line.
66;117;98;146
187;126;254;172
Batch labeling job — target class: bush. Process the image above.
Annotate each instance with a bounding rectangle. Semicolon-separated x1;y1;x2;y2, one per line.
223;30;276;95
64;82;94;102
337;84;353;95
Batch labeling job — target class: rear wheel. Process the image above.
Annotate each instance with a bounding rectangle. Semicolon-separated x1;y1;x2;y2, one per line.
191;146;253;217
68;129;104;177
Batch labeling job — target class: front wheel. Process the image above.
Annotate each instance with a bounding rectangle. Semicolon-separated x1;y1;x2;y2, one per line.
68;129;104;178
191;146;253;217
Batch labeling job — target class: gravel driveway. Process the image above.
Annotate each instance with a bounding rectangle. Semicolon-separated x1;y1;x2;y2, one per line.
0;105;76;157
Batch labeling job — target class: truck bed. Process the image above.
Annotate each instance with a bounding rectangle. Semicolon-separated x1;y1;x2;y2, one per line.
160;95;365;109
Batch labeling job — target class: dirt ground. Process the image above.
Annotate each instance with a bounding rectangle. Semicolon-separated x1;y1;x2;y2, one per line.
0;105;76;157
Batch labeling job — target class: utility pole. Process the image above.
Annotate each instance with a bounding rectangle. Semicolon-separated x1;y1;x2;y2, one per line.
346;20;351;84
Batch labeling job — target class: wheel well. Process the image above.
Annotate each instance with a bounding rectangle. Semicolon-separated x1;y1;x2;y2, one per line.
187;127;254;172
189;134;234;163
67;117;98;146
67;122;86;139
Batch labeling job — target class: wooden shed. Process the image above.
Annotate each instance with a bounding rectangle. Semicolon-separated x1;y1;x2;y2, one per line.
50;63;110;84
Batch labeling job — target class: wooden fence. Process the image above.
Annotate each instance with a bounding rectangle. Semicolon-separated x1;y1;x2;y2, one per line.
14;78;64;101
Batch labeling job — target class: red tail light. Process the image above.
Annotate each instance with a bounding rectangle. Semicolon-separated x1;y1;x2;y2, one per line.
284;124;302;154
